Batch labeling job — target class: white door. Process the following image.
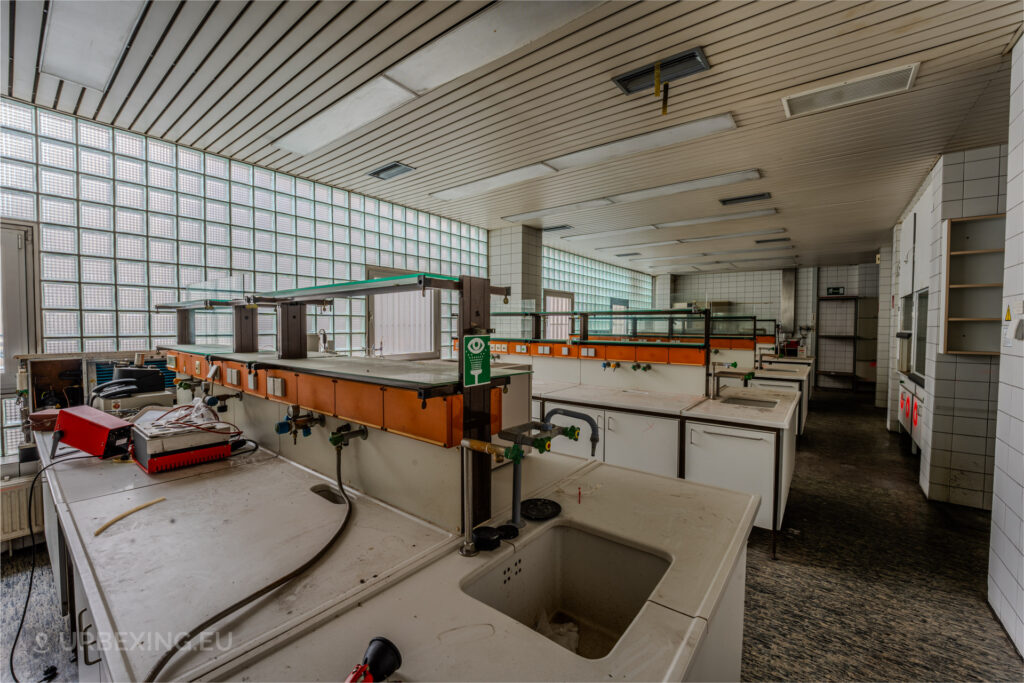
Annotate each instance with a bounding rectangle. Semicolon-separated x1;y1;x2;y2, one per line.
544;401;604;460
1;224;36;393
685;421;777;530
604;410;679;477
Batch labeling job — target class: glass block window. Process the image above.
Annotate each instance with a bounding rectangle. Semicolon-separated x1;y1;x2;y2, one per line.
2;98;487;357
542;246;652;314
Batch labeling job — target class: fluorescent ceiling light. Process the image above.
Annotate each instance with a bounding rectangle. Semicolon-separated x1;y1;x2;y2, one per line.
595;240;681;251
545;114;736;171
430;163;556;201
503;198;613;223
40;0;145;91
656;208;776;229
606;169;761;204
560;225;656;241
368;161;415;180
385;2;599;95
276;77;416;155
676;227;785;244
631;245;795;263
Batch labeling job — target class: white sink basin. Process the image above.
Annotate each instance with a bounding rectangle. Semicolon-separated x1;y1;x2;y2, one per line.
462;524;669;659
721;397;778;408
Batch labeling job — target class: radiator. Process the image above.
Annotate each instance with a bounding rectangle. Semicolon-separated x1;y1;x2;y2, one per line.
1;476;44;542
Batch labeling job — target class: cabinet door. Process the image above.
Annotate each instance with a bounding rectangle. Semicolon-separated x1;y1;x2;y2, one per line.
531;399;541;420
73;567;104;683
685;421;776;530
544;402;604;460
604;411;679;477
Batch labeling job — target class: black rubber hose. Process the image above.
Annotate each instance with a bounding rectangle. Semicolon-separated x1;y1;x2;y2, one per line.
8;455;96;683
144;448;352;681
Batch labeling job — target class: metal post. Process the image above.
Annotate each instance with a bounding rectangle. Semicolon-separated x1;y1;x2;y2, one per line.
703;309;711;397
509;460;524;528
531;313;543;342
458;275;491;527
232;305;259;353
458;446;478;556
176;309;196;345
277;302;308;360
579;313;589;342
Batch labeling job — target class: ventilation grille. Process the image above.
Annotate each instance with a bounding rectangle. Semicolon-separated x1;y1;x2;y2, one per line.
720;192;771;206
782;64;918;118
613;48;710;95
542;225;573;232
368;162;415;180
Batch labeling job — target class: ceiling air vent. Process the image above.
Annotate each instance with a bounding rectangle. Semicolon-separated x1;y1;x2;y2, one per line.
720;192;771;206
368;162;415;179
542;225;573;233
615;252;641;257
755;237;791;244
612;47;710;95
782;63;919;118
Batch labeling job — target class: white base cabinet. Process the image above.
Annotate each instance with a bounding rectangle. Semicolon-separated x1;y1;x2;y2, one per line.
604;411;679;478
749;378;807;435
545;401;681;478
684;421;794;531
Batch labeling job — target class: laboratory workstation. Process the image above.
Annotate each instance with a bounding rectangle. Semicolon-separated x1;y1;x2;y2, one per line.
1;2;1022;682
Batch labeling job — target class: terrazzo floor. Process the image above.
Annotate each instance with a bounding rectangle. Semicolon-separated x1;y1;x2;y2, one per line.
2;545;76;683
742;389;1023;681
2;390;1022;682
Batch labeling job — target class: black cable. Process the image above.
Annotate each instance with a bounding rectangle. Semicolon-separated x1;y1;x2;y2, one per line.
145;447;352;681
9;455;96;683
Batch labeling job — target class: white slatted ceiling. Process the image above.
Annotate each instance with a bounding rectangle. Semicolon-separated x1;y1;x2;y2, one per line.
2;0;1020;273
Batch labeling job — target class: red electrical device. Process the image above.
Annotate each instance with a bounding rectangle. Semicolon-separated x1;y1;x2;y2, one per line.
52;405;133;458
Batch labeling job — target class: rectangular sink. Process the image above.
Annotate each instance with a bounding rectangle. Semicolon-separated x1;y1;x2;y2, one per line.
721;397;778;408
462;525;669;659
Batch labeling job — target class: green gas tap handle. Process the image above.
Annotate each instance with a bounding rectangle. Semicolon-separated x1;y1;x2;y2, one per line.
561;425;581;441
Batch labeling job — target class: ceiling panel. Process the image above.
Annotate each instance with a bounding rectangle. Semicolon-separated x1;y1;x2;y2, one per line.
4;0;1021;274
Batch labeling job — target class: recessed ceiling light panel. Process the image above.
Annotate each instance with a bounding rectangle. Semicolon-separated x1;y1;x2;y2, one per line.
502;198;612;223
544;113;735;171
275;77;416;155
40;0;146;91
612;47;711;95
606;169;761;204
542;225;574;232
431;163;556;201
385;1;600;95
782;63;919;118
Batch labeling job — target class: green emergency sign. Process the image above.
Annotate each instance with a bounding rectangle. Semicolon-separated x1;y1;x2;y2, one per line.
463;334;491;388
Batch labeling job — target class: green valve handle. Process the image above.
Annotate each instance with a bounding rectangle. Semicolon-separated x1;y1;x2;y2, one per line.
743;372;755;380
561;425;581;442
503;444;525;464
531;437;553;454
727;361;738;368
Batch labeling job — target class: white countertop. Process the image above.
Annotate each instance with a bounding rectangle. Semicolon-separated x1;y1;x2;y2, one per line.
681;387;799;430
35;433;454;681
36;428;757;682
536;384;704;416
214;462;759;682
530;379;582;398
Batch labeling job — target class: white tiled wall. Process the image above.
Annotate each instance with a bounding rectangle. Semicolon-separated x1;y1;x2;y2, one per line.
653;274;672;308
893;144;1008;511
989;35;1024;657
886;225;902;430
671;270;782;321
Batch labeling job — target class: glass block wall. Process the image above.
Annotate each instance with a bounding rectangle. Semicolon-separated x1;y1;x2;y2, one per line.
543;246;652;311
0;99;486;357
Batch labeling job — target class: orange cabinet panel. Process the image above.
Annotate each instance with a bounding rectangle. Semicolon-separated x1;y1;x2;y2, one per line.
451;387;503;445
297;374;336;416
731;339;755;350
605;345;636;362
669;347;706;365
383;389;452;446
529;343;555;356
166;351;181;372
636;346;669;364
184;354;207;379
335;379;385;428
756;335;775;345
264;369;298;404
710;339;730;350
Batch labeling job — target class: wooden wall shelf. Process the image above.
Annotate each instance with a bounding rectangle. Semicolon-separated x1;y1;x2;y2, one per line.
943;215;1005;356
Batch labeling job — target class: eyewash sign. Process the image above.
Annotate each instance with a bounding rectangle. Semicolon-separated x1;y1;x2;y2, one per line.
463;334;491;388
